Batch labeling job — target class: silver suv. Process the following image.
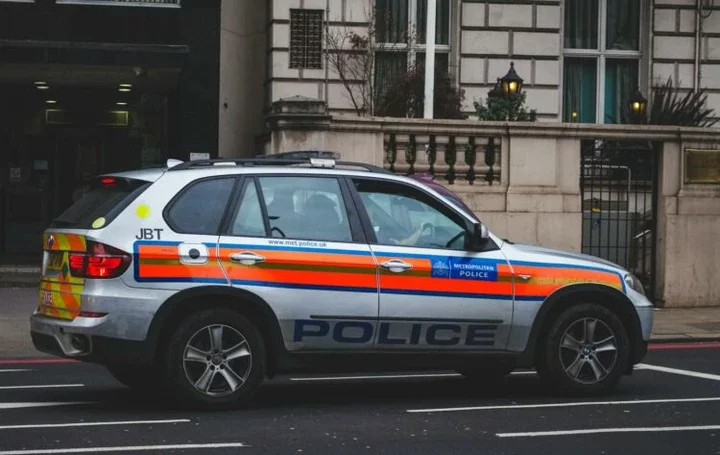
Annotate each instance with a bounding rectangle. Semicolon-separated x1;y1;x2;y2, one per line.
31;153;653;409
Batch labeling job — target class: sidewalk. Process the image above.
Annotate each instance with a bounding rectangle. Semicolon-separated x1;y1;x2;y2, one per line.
1;288;719;359
650;307;720;342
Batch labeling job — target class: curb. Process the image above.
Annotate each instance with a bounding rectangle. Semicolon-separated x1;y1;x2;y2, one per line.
649;336;720;344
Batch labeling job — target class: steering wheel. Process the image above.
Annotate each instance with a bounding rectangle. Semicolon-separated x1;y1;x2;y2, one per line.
271;226;286;238
446;231;465;248
413;222;438;247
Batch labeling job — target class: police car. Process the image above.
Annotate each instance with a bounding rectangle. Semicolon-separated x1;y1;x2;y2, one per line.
31;152;653;409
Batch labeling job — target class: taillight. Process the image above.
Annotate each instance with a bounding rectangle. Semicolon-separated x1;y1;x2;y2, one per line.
69;241;131;279
69;254;86;276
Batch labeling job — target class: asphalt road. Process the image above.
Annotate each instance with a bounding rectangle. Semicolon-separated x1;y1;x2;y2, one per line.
0;345;719;454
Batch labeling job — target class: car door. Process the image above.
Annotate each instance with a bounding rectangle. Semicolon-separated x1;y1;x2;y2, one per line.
349;177;513;351
217;175;379;352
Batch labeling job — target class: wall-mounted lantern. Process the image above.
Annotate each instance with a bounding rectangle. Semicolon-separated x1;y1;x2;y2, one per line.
629;87;647;117
500;62;523;97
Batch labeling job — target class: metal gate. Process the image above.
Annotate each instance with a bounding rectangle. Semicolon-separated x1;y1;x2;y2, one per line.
580;140;659;300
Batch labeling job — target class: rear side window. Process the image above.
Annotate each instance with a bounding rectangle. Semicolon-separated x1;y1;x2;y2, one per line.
51;177;150;229
165;177;236;235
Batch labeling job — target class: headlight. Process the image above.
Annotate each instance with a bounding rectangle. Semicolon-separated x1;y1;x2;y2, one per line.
624;274;645;295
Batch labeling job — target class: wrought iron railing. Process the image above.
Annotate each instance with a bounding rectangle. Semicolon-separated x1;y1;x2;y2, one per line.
383;133;502;185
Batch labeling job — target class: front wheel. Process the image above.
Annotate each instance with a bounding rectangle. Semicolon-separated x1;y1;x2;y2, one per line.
536;303;630;396
164;308;266;410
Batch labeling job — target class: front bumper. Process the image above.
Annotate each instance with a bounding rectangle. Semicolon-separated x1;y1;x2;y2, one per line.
625;288;654;367
626;286;654;342
636;305;654;342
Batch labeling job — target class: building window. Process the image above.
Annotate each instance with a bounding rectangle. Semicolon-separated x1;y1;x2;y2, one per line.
374;0;451;97
290;9;324;70
562;0;641;124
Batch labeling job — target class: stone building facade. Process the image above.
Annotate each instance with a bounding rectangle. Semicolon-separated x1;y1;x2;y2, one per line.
219;0;720;158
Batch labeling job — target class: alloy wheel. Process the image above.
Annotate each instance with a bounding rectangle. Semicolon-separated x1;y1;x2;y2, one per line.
558;318;618;385
182;324;252;397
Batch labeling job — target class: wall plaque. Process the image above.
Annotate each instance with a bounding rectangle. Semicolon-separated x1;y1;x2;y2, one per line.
684;148;720;184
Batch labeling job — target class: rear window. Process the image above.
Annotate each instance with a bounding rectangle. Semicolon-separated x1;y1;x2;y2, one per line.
51;177;151;229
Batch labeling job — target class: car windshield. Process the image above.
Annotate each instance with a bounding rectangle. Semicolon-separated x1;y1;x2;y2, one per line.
408;174;479;222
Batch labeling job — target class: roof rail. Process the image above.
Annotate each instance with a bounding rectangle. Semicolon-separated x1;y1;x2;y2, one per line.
166;156;392;175
257;150;340;160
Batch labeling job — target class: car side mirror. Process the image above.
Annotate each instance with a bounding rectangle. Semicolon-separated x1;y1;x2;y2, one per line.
467;222;490;250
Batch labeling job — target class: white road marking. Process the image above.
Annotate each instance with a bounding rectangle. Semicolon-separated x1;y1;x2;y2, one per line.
0;419;190;430
289;371;536;382
407;396;720;413
0;384;83;391
0;370;32;373
0;443;250;454
290;373;461;381
636;363;720;381
0;402;91;410
497;425;720;438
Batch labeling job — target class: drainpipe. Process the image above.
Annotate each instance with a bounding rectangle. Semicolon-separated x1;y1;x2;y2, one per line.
423;0;436;119
694;0;701;91
324;0;330;104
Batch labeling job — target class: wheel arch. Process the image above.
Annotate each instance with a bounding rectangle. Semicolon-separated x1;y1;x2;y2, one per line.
521;283;644;370
145;286;286;376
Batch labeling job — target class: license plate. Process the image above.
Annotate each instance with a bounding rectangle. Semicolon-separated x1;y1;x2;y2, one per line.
40;290;54;306
47;252;64;271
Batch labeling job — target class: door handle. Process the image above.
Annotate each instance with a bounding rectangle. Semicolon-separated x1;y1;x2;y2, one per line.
229;252;266;265
381;259;413;273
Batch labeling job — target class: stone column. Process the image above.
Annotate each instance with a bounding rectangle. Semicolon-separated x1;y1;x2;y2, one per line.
264;96;332;156
503;131;582;252
657;138;720;307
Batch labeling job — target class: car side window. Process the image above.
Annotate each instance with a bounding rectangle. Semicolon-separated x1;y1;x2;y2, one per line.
353;179;467;250
166;177;235;235
230;180;266;237
257;176;353;242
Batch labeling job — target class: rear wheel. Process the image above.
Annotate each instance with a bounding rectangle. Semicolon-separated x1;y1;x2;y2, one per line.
536;303;629;395
163;308;266;410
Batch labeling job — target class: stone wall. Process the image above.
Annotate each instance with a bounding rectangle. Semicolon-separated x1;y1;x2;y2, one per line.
219;0;268;158
656;139;720;307
459;0;561;121
652;0;720;119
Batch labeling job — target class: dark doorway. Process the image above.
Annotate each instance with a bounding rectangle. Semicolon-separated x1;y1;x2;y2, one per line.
1;131;142;256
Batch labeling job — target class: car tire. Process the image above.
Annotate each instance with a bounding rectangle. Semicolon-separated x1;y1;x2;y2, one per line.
163;308;266;410
536;303;630;396
106;364;163;392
